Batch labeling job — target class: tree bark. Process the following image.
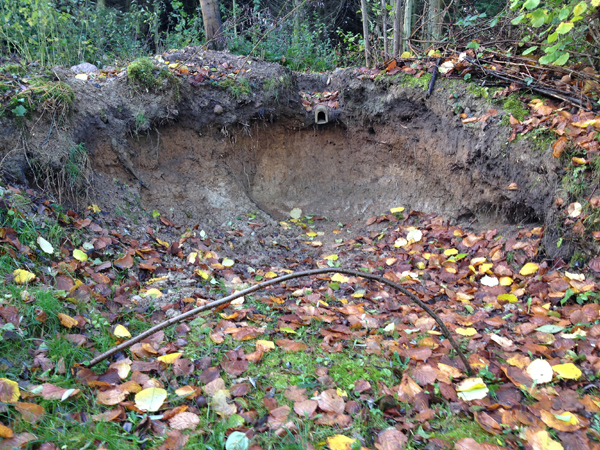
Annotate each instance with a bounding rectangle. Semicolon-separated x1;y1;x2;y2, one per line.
360;0;371;67
199;0;225;50
381;0;388;59
392;0;402;57
427;0;443;41
402;0;413;52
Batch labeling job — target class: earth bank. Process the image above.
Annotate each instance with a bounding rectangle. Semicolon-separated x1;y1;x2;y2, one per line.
0;48;569;258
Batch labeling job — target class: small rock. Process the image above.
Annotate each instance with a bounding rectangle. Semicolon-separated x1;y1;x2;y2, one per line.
214;104;224;115
71;62;98;73
464;107;471;114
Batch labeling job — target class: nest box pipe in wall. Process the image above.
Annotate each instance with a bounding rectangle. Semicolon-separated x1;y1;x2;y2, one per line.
314;105;328;124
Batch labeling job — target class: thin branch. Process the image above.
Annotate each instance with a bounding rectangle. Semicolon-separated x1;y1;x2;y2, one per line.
87;268;474;375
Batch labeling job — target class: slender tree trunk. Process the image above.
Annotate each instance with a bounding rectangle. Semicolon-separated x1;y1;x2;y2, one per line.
233;0;237;37
427;0;443;40
293;0;301;46
381;0;388;59
392;0;402;56
97;0;106;10
402;0;413;52
361;0;371;66
199;0;225;50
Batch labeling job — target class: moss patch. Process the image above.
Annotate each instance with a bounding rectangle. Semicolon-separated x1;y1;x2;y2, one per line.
399;72;432;91
502;94;529;122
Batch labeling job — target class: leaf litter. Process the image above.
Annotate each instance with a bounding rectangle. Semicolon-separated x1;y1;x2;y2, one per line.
0;184;599;449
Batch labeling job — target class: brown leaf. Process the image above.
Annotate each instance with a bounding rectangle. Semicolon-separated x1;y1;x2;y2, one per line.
96;388;127;406
173;358;194;377
275;339;308;353
114;251;134;269
374;428;408;450
203;378;225;396
221;360;248;376
294;399;318;418
284;385;308;402
168;412;200;430
317;389;345;414
14;402;45;424
92;406;125;422
41;383;80;400
0;432;36;450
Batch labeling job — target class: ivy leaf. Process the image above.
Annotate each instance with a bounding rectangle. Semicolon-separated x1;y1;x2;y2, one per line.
523;0;540;10
553;52;570;66
573;1;587;16
522;46;538;55
558;7;570;20
511;14;525;25
555;22;574;34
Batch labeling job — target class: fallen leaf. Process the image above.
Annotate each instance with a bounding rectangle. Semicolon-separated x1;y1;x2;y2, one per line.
520;262;539;276
327;435;357;450
169;412;200;430
0;378;20;403
73;249;88;262
456;377;488;401
157;353;182;364
58;313;78;329
113;324;131;338
212;389;236;417
13;269;35;284
526;359;553;384
135;387;167;412
552;363;582;380
37;236;54;254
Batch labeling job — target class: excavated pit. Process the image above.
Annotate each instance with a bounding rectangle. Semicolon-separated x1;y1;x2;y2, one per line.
0;50;565;254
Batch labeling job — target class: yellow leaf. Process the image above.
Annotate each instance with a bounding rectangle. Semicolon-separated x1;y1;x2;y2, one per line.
497;293;518;303
520;262;539;276
470;257;487;266
456;327;477;336
444;248;458;256
58;313;78;329
73;249;88;262
400;52;412;58
222;258;234;267
331;273;349;283
323;254;338;261
416;261;426;269
351;292;364;298
146;276;168;285
552;363;582;380
479;263;493;274
113;324;131;338
0;378;20;403
88;204;101;213
280;327;297;334
306;232;317;237
390;207;404;214
157;353;183;364
499;276;513;286
135;387;167;412
187;252;198;264
143;288;163;298
327;434;358;450
264;272;277;279
156;238;169;248
593;0;600;6
336;388;347;398
196;269;210;280
13;269;35;284
256;340;275;350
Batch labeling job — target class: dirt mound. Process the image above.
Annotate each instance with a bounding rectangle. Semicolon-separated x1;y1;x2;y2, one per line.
0;48;570;257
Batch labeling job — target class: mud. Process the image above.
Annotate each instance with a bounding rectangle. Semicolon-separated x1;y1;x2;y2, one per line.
0;48;568;257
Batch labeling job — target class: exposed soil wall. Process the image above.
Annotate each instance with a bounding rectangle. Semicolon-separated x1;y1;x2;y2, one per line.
0;49;569;257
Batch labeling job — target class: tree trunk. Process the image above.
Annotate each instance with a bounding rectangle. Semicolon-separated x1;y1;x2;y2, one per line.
293;0;301;47
402;0;413;52
97;0;106;10
392;0;402;57
427;0;443;41
199;0;225;50
361;0;371;67
381;0;388;59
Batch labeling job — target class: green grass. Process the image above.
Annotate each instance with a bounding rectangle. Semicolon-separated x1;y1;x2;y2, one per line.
219;77;252;99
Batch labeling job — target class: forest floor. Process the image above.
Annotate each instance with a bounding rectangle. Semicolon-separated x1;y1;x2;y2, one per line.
0;48;600;450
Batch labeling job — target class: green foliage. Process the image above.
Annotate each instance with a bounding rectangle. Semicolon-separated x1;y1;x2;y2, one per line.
2;79;74;120
228;15;338;72
219;77;252;99
510;0;598;66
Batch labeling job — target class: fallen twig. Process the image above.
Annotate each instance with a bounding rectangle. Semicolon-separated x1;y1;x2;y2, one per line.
426;57;442;99
88;267;474;375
